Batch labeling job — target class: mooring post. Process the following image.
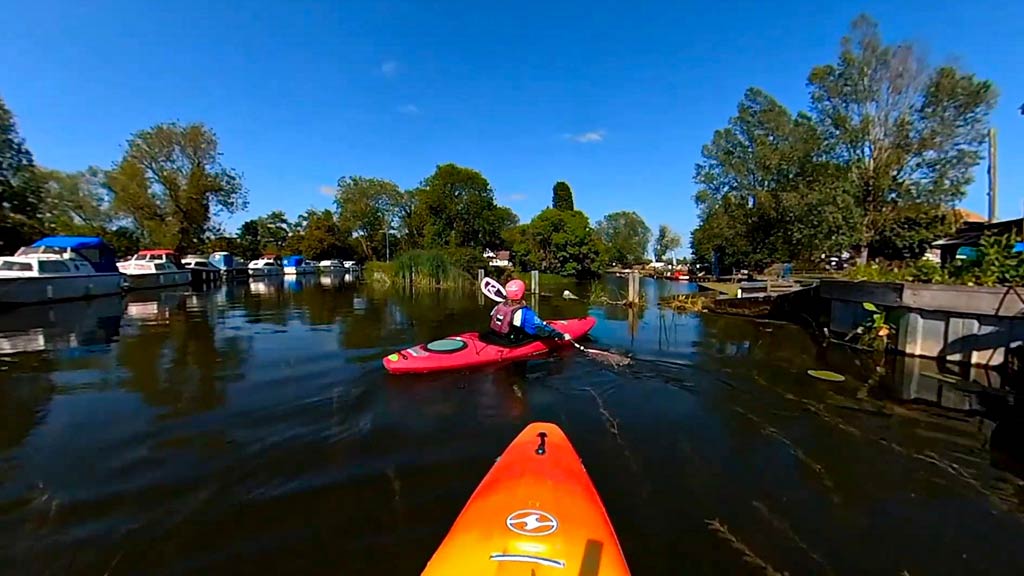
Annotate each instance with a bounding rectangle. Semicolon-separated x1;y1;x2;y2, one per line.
628;270;640;304
531;270;539;294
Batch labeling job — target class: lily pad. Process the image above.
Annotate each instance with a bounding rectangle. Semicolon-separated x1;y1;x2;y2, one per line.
807;369;846;382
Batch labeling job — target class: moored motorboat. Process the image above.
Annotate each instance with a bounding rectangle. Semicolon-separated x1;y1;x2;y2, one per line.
0;236;124;305
182;255;222;285
283;255;316;275
248;255;284;277
317;259;346;272
210;251;247;279
117;250;191;290
382;316;597;374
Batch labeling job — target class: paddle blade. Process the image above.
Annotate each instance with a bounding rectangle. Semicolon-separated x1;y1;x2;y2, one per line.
481;277;507;303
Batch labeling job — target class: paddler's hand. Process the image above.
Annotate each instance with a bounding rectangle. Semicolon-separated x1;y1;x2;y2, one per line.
560;332;573;342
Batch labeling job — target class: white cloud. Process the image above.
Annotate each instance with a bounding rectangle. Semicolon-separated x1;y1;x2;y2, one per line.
506;193;527;202
319;185;335;196
380;60;398;77
399;104;420;115
566;130;605;143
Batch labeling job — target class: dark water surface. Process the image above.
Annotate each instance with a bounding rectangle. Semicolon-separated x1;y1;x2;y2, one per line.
1;276;1023;575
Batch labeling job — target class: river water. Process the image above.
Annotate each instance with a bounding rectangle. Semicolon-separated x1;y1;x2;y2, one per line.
1;275;1022;575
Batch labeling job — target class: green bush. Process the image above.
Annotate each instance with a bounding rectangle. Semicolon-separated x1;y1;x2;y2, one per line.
845;233;1023;286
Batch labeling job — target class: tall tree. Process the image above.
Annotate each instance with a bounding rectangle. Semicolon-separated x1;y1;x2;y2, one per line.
653;224;683;262
508;208;602;278
552;181;574;211
335;176;401;260
595;211;652;266
236;210;290;259
288;208;351;261
38;167;111;235
106;122;247;252
0;97;44;253
808;14;997;262
405;163;514;250
692;88;854;269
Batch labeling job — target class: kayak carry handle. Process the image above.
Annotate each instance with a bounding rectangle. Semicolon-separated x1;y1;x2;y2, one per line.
535;431;547;455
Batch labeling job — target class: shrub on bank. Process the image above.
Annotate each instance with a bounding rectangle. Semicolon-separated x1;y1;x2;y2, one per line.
845;234;1024;287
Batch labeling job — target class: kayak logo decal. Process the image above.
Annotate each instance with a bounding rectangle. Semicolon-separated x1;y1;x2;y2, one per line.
506;509;558;536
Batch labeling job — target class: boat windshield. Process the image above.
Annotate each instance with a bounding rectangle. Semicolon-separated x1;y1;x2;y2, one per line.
15;246;66;257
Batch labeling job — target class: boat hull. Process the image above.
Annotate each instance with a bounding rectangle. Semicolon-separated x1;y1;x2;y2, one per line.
122;270;192;290
383;316;597;374
188;268;222;285
248;267;283;277
422;422;630;575
0;273;124;305
283;265;316;275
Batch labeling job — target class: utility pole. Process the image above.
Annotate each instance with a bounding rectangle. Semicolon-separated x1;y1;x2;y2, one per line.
988;128;998;222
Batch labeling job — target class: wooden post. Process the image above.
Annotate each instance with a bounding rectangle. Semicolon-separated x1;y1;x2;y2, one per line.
477;269;485;284
988;127;998;222
531;270;539;294
627;270;640;304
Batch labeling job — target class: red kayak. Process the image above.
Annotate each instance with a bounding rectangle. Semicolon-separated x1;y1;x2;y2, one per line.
382;316;597;374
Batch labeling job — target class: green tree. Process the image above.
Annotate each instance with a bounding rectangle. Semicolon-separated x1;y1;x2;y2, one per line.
335;176;400;260
38;167;111;235
0;97;44;253
595;211;652;266
290;208;352;261
405;163;513;250
236;210;290;259
808;14;997;262
552;181;574;211
692;88;854;269
106;122;247;252
509;208;602;278
653;224;682;262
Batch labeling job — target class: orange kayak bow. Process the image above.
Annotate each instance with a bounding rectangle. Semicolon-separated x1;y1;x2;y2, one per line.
422;422;631;575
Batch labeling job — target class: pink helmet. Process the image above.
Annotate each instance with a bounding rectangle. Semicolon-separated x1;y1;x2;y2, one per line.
505;279;526;300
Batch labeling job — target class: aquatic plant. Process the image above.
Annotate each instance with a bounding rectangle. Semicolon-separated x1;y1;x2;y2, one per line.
366;250;475;290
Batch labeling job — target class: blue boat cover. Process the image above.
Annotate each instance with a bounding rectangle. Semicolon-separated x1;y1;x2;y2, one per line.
31;236;119;273
283;255;307;266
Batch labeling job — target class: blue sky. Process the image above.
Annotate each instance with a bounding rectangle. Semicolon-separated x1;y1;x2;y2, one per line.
2;0;1022;254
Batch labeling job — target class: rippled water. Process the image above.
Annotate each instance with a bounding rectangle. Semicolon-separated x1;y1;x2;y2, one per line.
1;275;1022;575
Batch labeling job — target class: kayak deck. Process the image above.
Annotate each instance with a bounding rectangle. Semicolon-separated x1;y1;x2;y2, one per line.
422;422;630;575
383;316;597;374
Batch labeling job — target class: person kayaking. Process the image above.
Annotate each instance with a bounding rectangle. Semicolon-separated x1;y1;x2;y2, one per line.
488;279;572;345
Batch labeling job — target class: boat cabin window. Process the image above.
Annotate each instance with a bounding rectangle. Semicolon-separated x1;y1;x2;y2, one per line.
0;261;33;272
263;262;276;267
38;260;71;274
77;248;101;263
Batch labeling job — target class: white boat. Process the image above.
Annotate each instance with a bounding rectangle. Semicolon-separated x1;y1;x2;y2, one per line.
0;236;125;305
283;255;316;275
248;256;284;277
182;255;222;285
317;259;347;272
117;250;191;290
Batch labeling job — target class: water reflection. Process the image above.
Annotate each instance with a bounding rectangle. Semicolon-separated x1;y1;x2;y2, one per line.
0;296;124;354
